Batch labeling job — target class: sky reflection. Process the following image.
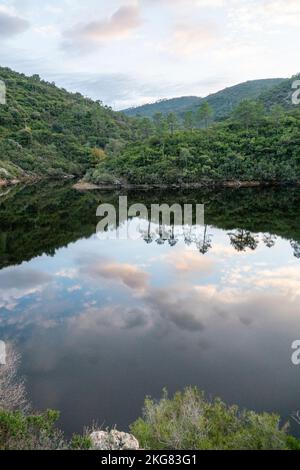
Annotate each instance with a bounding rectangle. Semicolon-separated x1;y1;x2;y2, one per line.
1;199;300;434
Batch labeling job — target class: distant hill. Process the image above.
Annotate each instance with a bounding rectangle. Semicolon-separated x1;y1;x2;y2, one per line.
0;67;134;181
122;78;285;120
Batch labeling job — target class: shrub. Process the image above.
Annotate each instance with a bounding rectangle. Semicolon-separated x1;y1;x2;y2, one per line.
0;409;65;450
130;387;294;450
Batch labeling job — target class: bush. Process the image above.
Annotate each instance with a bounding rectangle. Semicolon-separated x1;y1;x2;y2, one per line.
130;387;294;450
0;409;65;450
85;167;120;186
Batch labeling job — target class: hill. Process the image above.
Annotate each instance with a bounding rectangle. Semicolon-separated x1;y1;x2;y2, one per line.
0;67;135;183
122;78;285;120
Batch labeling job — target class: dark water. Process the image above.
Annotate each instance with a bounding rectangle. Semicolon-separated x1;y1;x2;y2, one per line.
1;182;300;436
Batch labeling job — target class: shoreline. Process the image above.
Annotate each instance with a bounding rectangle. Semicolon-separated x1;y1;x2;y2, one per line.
2;177;300;192
73;179;300;191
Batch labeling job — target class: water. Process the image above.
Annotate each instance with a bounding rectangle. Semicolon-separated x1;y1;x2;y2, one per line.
1;182;300;436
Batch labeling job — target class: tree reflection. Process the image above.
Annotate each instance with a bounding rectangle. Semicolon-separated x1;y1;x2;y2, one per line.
137;219;300;260
263;234;277;248
291;241;300;259
228;230;259;252
196;225;212;255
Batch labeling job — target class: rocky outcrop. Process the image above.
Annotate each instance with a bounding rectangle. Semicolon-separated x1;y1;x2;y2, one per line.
90;430;140;450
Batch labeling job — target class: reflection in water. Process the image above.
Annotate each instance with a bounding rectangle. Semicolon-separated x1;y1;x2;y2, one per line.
1;182;300;436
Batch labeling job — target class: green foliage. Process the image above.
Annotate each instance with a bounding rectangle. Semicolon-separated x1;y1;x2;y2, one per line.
286;436;300;450
0;67;139;179
70;434;93;450
130;387;296;450
0;409;65;450
93;103;300;185
197;102;213;128
0;408;94;450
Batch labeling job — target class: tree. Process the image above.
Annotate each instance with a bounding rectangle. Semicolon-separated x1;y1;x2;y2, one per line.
270;104;285;124
91;147;107;164
179;147;192;170
233;100;265;131
183;111;194;131
166;112;178;135
153;112;165;135
197;102;213;128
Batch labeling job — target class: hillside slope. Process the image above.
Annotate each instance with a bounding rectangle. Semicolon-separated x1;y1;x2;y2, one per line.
0;67;134;182
123;78;285;120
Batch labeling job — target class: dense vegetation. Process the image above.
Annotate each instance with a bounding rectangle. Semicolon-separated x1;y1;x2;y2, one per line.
131;388;300;450
123;78;284;120
86;100;300;185
0;409;93;450
0;67;142;180
1;67;299;186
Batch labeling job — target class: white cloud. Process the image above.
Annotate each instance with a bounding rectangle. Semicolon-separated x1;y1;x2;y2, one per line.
169;21;221;56
63;5;142;49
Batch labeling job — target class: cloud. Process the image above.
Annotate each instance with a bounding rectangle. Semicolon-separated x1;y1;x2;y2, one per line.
144;285;209;332
80;258;150;293
0;9;29;38
69;305;148;331
168;21;221;56
141;0;224;7
0;267;52;290
45;71;226;109
228;0;300;31
250;266;300;299
0;267;52;310
63;5;142;49
164;249;214;273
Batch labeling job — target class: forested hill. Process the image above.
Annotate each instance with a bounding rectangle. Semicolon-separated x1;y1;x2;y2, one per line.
0;67;137;181
122;78;285;120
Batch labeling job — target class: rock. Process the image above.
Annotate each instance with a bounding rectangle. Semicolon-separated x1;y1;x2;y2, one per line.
90;430;140;450
73;181;100;191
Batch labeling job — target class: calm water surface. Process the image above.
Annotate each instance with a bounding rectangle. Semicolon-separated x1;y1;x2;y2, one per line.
1;182;300;435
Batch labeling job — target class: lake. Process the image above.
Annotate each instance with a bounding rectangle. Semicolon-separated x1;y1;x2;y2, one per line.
1;181;300;436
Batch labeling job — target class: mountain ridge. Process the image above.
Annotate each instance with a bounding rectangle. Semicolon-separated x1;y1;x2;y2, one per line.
122;78;286;120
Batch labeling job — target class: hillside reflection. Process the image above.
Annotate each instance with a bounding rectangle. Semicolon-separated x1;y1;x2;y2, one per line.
1;181;300;269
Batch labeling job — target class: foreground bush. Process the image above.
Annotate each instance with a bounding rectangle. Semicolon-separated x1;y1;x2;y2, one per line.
0;409;65;450
0;409;93;450
1;382;300;450
130;387;298;450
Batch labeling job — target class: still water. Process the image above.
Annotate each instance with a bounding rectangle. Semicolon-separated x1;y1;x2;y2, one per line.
0;182;300;435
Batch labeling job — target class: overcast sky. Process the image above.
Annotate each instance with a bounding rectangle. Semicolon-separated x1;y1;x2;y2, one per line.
0;0;299;109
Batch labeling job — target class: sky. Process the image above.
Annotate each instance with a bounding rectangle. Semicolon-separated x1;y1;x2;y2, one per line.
0;0;299;109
